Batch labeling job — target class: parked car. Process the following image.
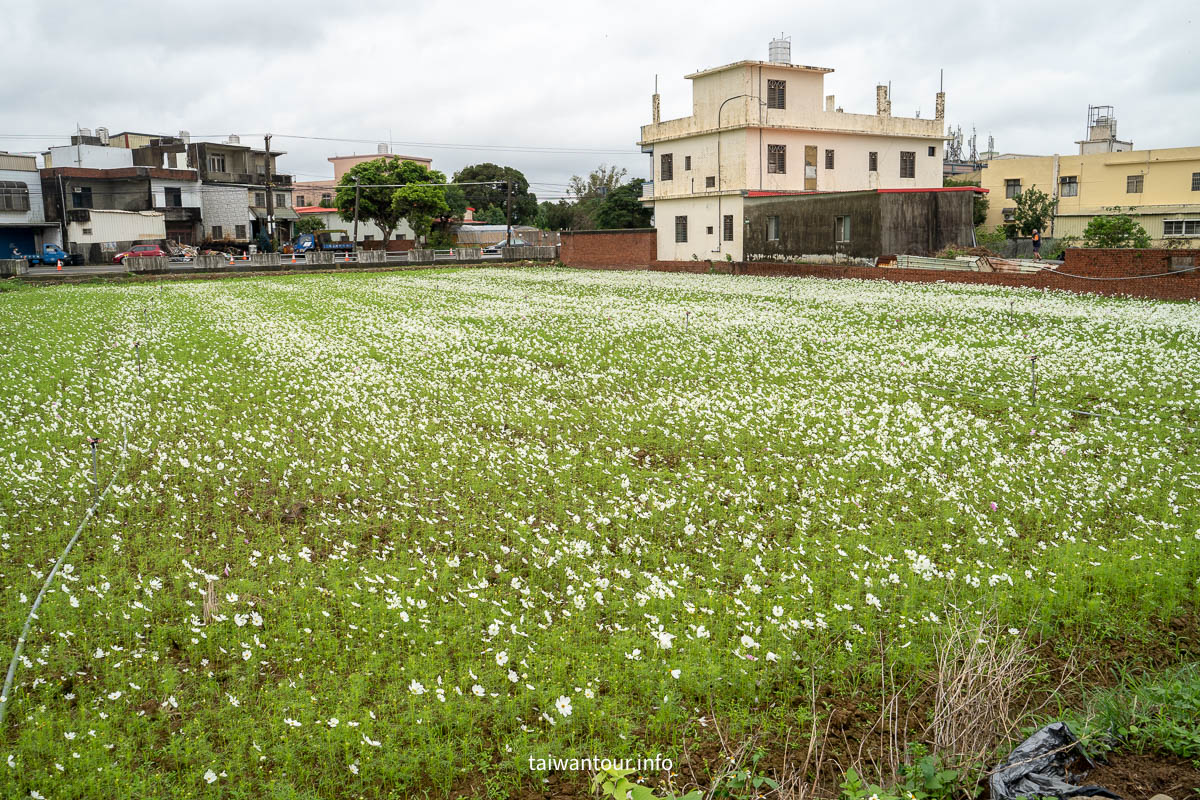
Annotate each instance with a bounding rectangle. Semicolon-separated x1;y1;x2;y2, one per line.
23;244;84;266
113;244;168;264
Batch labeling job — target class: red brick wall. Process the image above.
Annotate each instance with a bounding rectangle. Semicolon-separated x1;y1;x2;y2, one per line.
559;229;656;268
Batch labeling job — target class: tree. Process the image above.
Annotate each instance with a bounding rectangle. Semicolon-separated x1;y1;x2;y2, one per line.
595;179;653;229
944;177;989;226
536;200;584;231
294;215;325;236
568;164;627;200
1081;210;1151;248
392;183;449;240
452;163;538;224
477;206;507;224
335;157;446;245
1012;184;1054;236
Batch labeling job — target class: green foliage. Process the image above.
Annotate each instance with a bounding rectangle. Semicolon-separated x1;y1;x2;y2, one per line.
595;180;653;229
293;215;326;236
476;206;507;225
536;199;588;231
1013;185;1054;236
591;767;702;800
392;183;449;240
318;197;334;208
1065;664;1200;764
838;753;965;800
1081;210;1151;248
712;749;779;799
975;225;1007;248
336;157;447;244
568;163;627;201
426;229;455;250
452;163;538;224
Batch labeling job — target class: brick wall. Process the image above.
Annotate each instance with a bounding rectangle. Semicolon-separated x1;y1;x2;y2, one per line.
559;229;656;269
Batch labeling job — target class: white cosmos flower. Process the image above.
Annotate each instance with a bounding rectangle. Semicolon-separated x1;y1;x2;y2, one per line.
555;695;573;717
740;634;759;649
507;670;519;683
362;735;381;747
409;680;426;695
203;769;218;784
495;651;508;667
472;684;485;697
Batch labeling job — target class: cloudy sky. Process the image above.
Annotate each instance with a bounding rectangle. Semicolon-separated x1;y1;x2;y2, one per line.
2;0;1196;200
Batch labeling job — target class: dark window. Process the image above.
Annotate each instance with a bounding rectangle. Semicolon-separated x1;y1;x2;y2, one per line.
164;187;182;207
296;195;306;206
0;181;30;211
660;153;673;182
208;154;226;172
835;215;850;243
825;149;834;170
928;145;936;157
321;193;332;203
1059;176;1078;197
723;214;734;241
1193;172;1200;191
235;224;246;239
1163;220;1200;236
674;215;687;243
767;79;786;109
868;151;878;171
211;225;223;239
254;192;266;207
1005;179;1021;199
364;235;373;241
706;225;713;235
705;176;716;189
767;144;786;174
275;193;287;207
900;151;916;179
1126;174;1144;193
767;215;780;241
72;186;93;209
684;155;691;171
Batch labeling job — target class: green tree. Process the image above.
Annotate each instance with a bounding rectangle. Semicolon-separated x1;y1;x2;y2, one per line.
452;163;538;224
335;157;446;245
1081;210;1151;248
1012;184;1054;236
535;200;584;231
477;206;507;224
595;179;653;229
945;177;989;226
392;183;450;240
294;215;325;236
568;164;627;201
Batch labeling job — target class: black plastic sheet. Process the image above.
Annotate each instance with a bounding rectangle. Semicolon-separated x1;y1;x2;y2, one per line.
989;722;1120;800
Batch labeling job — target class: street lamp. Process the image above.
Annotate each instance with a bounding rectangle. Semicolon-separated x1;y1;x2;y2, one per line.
716;94;766;257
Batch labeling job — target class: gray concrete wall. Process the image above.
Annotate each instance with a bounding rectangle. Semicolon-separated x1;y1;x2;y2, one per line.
0;259;28;277
744;192;882;261
880;191;975;256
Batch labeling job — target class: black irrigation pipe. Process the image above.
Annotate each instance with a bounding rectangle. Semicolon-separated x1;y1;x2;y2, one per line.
1039;263;1200;281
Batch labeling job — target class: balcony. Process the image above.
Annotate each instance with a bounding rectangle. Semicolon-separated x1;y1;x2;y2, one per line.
203;171;293;187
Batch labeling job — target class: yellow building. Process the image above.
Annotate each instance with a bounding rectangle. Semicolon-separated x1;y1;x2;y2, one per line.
980;110;1200;245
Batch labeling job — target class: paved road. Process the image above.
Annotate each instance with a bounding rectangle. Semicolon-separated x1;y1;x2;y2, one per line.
26;264;130;277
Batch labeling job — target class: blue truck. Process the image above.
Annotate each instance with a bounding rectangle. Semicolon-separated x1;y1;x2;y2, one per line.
21;244;84;266
293;230;353;253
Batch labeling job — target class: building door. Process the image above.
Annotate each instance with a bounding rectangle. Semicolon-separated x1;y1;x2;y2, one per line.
804;146;817;191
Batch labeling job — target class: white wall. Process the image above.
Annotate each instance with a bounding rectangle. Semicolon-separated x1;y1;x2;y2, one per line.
654;195;744;261
46;144;133;169
297;209;416;242
0;167;46;224
150;179;202;208
69;210;165;244
746;130;941;192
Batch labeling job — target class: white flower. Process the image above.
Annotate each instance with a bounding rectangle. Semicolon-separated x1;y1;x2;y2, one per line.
203;769;218;784
507;670;519;683
348;762;358;775
409;680;426;695
495;651;508;667
327;718;339;728
233;613;248;627
107;691;122;700
284;718;302;728
670;669;681;679
654;630;676;649
241;649;251;661
766;651;779;662
472;684;485;697
362;734;381;747
555;695;573;717
740;634;759;649
63;732;76;740
250;612;263;627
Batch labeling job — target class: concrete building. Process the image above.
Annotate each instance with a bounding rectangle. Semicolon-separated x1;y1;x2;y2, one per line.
979;108;1200;246
640;37;947;261
0;151;59;257
189;136;296;246
293;205;416;246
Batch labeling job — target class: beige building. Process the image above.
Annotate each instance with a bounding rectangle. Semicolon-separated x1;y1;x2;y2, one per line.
980;108;1200;245
640;37;946;261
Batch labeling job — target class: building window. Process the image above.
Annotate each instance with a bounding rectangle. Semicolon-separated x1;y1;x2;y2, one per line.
723;214;734;241
254;192;266;207
674;215;687;243
767;79;786;109
868;152;878;172
164;187;183;207
363;235;373;241
1163;220;1200;236
706;225;713;235
235;224;246;239
72;186;93;209
0;181;30;211
835;215;850;243
900;151;915;179
208;154;226;172
660;153;673;182
767;144;786;174
928;146;936;157
275;193;287;207
684;155;692;171
1126;174;1144;193
1193;172;1200;191
767;215;780;241
296;195;306;206
1059;176;1078;197
211;225;223;239
321;193;332;203
1005;179;1022;199
825;149;835;170
81;228;92;235
705;176;716;189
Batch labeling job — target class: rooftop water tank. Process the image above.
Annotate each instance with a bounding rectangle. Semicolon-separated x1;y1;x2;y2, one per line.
769;35;791;64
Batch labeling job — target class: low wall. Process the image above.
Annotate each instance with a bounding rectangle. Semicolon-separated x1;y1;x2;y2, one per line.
560;229;656;268
0;259;28;277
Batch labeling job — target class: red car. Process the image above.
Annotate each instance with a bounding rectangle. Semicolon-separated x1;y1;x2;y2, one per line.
113;244;168;264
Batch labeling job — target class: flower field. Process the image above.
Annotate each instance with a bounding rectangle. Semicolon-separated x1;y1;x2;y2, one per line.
1;267;1198;798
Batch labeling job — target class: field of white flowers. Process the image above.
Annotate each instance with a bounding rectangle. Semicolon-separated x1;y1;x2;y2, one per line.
1;267;1198;798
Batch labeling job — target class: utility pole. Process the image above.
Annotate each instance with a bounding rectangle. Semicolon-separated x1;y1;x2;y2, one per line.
505;179;513;247
264;133;274;249
352;176;361;251
57;174;69;252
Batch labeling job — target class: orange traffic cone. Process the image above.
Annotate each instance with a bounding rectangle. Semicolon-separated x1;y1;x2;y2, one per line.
56;260;63;271
291;253;297;264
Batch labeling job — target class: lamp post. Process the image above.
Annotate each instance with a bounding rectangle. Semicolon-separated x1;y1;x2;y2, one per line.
716;94;765;257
